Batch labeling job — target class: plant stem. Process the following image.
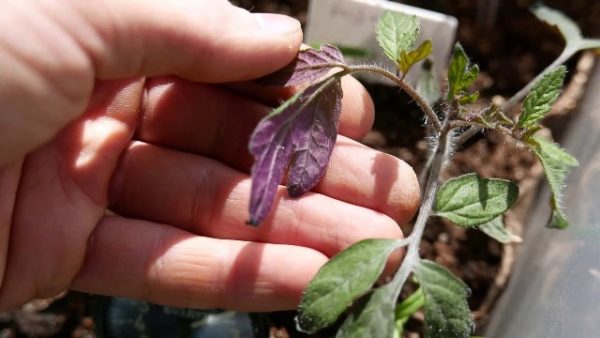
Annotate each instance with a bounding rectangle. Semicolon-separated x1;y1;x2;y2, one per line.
389;128;451;298
456;48;576;145
502;48;575;112
407;129;449;245
328;60;448;300
328;63;443;133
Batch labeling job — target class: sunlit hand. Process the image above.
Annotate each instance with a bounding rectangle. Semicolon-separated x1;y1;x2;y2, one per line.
0;0;419;311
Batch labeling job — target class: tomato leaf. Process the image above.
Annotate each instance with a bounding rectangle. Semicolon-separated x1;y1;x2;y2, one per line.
335;281;399;338
434;173;519;227
478;217;522;244
258;44;344;87
375;11;420;64
525;135;578;228
296;239;405;334
518;66;566;129
398;40;433;74
248;77;342;225
447;44;479;101
415;260;474;338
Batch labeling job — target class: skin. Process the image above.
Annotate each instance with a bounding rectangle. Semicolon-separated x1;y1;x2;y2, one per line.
0;0;420;312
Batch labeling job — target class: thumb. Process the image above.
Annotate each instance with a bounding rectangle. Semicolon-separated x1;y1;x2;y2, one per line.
0;0;301;164
81;0;304;82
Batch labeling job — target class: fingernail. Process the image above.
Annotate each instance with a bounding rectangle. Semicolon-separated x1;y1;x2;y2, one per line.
254;13;301;35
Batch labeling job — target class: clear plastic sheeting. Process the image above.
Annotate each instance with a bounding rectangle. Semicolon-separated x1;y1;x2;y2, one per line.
486;62;600;337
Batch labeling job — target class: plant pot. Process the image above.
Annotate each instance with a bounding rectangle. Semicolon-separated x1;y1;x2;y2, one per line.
485;53;600;338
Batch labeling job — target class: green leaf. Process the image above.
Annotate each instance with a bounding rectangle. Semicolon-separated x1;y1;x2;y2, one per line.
376;11;420;63
458;91;479;105
478;217;522;244
394;288;425;337
447;44;479;101
398;40;432;74
297;239;404;334
414;260;474;338
416;59;441;105
518;66;566;129
525;135;578;228
550;199;570;230
336;282;398;338
434;173;519;227
447;44;467;98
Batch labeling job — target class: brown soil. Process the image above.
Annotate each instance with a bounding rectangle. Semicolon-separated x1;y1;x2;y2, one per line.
2;1;597;337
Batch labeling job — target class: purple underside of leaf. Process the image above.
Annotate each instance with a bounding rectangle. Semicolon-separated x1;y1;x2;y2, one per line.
248;78;343;226
287;82;342;196
257;44;344;87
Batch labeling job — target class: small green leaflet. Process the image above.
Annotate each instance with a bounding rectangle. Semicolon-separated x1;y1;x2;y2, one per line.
525;135;578;229
296;239;404;334
459;91;479;105
518;66;566;129
532;5;600;52
394;288;425;338
434;173;519;227
550;198;570;229
447;43;479;101
414;260;474;338
416;59;441;105
375;11;419;64
478;217;522;244
398;40;432;74
336;281;398;338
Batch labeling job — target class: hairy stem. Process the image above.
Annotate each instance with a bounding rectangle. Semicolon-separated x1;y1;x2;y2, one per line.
328;63;443;133
502;48;575;112
389;128;451;299
408;129;449;245
326;60;449;300
456;48;576;145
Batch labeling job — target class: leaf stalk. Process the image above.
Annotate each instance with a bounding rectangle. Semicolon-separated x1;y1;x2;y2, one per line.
324;63;443;133
385;127;452;304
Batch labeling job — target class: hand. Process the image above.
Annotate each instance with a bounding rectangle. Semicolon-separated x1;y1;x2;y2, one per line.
0;0;419;311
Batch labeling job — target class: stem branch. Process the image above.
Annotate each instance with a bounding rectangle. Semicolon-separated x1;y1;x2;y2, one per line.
456;47;576;146
389;128;451;297
502;48;575;112
330;63;442;133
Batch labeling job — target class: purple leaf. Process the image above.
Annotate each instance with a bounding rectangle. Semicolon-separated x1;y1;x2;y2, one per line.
248;77;343;225
258;44;345;87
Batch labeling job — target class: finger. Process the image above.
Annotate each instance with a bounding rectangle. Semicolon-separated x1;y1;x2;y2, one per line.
137;77;417;223
72;216;328;311
2;0;302;82
109;142;403;257
339;76;376;139
226;76;375;140
316;138;420;224
0;0;301;163
0;79;143;310
137;76;375;172
0;161;22;290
